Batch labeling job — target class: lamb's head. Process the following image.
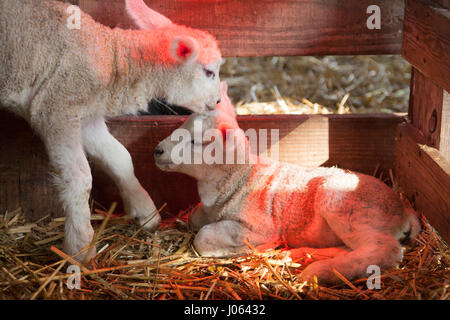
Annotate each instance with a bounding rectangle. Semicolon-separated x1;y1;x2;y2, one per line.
155;82;251;180
125;0;222;113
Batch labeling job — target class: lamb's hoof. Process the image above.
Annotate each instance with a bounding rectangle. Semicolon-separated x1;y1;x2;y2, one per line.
65;245;97;266
64;225;96;266
125;194;160;232
136;212;161;232
299;261;337;285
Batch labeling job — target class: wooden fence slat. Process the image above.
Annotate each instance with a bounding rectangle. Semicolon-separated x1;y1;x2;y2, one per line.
402;0;450;92
395;123;450;244
440;91;450;162
73;0;404;57
0;111;403;219
408;68;444;149
92;114;402;215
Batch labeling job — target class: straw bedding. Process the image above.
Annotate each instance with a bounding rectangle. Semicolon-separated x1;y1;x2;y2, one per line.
1;181;448;300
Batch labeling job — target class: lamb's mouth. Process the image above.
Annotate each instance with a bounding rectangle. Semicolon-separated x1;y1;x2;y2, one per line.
155;160;176;171
142;98;194;115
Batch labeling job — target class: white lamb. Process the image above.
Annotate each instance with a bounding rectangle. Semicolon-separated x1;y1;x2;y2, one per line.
154;83;421;285
0;0;222;262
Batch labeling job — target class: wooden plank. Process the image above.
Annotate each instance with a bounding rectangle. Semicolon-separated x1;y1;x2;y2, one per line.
441;91;450;161
402;0;450;92
395;123;450;243
0;111;403;219
0;114;61;220
432;0;450;9
73;0;404;57
408;68;444;148
92;114;402;215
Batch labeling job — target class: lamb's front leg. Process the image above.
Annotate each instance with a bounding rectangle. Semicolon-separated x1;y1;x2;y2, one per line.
82;117;160;230
37;126;96;263
188;203;216;231
194;220;269;257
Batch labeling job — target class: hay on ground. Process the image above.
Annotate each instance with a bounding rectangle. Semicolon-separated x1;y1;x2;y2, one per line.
0;172;448;300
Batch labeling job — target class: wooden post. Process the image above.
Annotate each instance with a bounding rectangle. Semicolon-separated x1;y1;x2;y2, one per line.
402;0;450;92
440;92;450;162
408;68;444;149
398;0;450;243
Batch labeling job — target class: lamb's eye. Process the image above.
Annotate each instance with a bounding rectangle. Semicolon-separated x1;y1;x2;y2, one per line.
203;68;215;79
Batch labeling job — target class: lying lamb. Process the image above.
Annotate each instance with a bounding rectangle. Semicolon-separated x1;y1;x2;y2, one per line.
0;0;222;262
154;82;421;284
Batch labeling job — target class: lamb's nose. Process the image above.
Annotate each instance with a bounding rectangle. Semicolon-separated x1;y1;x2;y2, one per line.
154;146;164;157
217;99;221;104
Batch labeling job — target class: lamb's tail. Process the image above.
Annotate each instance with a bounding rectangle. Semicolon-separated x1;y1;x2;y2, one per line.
399;207;421;245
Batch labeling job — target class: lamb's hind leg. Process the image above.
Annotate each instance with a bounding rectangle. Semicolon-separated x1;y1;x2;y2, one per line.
299;232;402;285
82;117;160;230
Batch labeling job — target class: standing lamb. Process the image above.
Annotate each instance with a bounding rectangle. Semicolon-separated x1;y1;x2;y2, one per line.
154;83;421;284
0;0;222;262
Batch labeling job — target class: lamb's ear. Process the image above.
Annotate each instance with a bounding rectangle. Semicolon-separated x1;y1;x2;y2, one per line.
125;0;172;30
219;126;235;145
170;36;199;64
220;81;228;93
217;81;237;119
216;110;239;134
219;124;246;154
